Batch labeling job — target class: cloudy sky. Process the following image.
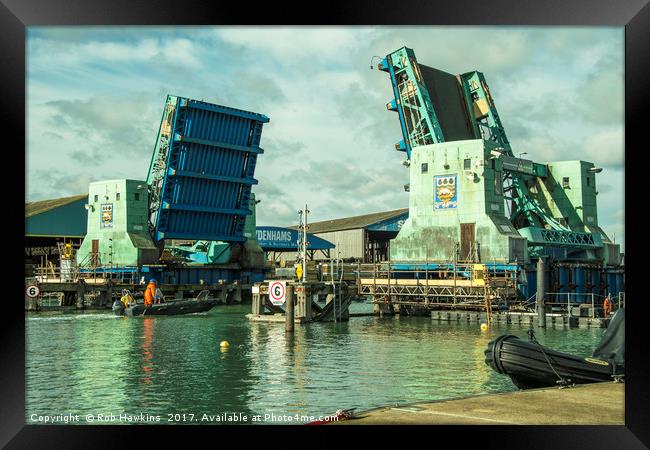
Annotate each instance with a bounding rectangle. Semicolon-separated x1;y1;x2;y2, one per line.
26;26;624;250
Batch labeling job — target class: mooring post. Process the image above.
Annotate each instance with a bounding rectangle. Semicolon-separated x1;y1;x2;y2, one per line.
76;279;86;310
252;286;262;315
285;285;294;333
536;258;546;328
104;279;113;307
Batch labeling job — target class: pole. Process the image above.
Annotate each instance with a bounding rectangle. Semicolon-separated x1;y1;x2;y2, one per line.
387;255;391;306
453;242;458;305
333;265;337;323
302;205;308;283
285;285;294;333
536;258;546;328
425;251;429;306
357;261;360;295
373;261;377;314
591;292;595;319
339;256;344;322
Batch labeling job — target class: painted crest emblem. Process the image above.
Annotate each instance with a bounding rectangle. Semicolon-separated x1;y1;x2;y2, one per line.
434;175;458;209
100;203;114;228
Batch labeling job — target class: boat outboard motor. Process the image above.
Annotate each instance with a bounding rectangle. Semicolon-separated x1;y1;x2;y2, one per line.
592;308;625;375
112;299;125;316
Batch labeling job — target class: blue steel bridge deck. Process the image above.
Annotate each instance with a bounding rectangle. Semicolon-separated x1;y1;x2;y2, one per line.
147;95;269;243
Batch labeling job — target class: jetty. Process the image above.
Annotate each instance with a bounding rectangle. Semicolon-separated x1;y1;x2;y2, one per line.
329;382;623;425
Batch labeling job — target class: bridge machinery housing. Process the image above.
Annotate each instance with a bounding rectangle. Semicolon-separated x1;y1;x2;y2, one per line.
76;94;270;294
364;46;623;309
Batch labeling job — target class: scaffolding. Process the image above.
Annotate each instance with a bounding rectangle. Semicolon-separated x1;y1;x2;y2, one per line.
355;260;520;311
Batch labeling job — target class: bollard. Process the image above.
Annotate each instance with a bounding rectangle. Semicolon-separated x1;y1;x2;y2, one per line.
252;290;263;315
536;258;546;328
285;285;294;333
76;280;86;309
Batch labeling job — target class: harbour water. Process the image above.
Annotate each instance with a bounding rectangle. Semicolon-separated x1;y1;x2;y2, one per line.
26;302;606;425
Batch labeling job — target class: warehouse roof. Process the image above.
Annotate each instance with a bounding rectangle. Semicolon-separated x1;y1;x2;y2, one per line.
291;208;409;234
25;194;88;218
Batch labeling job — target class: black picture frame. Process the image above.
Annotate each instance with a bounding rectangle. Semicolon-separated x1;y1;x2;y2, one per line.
3;0;647;447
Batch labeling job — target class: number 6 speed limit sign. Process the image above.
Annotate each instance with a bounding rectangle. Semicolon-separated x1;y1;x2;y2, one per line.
268;281;286;305
26;285;40;298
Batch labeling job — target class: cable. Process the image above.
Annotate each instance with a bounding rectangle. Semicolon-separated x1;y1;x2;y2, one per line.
528;328;571;385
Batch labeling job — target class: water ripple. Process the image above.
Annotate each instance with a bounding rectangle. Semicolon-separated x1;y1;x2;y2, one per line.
26;306;604;423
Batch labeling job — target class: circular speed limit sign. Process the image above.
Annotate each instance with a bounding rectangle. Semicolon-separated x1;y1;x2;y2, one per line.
268;281;286;305
26;285;40;298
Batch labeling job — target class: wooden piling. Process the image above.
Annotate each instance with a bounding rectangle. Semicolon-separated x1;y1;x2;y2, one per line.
76;280;86;309
285;285;294;333
252;285;263;315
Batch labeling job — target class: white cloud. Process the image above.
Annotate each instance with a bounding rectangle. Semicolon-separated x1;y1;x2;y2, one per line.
213;27;374;61
28;37;203;70
583;129;624;169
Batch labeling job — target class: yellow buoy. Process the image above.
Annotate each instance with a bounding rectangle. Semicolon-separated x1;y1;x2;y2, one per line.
220;341;230;348
480;323;488;331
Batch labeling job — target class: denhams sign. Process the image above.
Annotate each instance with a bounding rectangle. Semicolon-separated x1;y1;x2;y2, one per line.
256;227;299;249
255;226;334;251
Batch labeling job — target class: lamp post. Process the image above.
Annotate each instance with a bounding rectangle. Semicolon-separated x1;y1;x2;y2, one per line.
298;205;309;283
369;56;383;70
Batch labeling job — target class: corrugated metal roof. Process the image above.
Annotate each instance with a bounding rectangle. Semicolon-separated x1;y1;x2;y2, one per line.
25;194;87;218
291;208;409;234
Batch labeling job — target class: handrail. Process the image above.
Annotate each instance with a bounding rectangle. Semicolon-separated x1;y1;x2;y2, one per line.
34;261;139;284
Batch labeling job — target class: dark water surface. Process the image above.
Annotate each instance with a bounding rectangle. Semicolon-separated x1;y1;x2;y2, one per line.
26;303;605;424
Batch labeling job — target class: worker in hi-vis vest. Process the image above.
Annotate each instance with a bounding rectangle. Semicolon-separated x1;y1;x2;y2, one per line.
603;296;612;318
144;279;158;307
120;290;134;308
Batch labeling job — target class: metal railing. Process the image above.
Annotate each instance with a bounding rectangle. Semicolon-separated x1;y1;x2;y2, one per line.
351;260;520;310
34;256;140;284
39;292;64;307
537;291;625;319
34;265;76;283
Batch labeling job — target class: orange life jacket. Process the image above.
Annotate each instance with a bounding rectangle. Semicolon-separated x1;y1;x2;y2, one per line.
603;298;611;315
144;283;156;306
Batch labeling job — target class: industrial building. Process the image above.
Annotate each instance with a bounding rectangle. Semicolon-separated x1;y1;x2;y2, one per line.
24;192;401;265
25;194;87;273
358;45;625;309
288;208;409;263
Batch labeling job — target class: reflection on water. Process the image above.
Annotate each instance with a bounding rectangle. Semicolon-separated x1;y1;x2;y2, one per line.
26;304;605;424
142;318;154;385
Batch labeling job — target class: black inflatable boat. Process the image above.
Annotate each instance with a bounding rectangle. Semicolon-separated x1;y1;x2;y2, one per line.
113;290;219;317
485;309;625;389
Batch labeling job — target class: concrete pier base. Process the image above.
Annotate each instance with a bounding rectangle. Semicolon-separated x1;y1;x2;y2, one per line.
248;281;352;324
330;382;624;425
430;311;592;328
578;317;610;328
27;280;254;311
377;302;394;317
245;313;305;324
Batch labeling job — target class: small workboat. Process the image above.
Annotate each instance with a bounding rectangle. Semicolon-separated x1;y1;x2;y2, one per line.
113;290;219;317
485;309;624;389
